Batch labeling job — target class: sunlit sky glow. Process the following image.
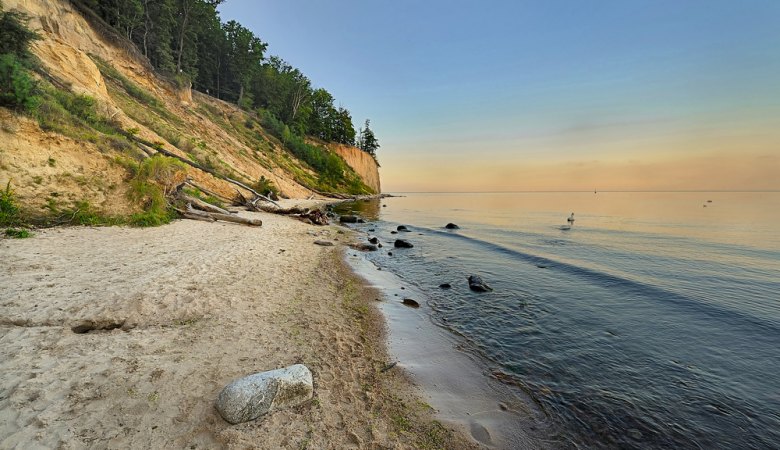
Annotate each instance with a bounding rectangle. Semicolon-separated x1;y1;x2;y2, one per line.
219;0;780;192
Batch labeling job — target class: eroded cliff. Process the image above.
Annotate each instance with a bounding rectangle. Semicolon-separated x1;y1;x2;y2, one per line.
0;0;379;224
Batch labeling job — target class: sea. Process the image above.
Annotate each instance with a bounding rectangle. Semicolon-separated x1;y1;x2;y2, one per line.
334;192;780;449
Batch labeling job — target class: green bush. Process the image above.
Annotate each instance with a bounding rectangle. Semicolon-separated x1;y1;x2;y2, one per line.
0;53;38;110
0;4;40;60
252;175;279;198
4;227;31;238
33;85;122;139
127;155;186;227
0;181;20;226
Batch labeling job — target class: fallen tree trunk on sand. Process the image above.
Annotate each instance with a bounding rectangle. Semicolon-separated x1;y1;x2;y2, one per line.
180;194;233;215
185;205;263;226
126;134;280;208
252;204;329;225
182;212;216;223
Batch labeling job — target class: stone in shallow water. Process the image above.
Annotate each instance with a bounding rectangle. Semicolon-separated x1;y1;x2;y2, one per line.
394;239;413;248
339;215;359;223
402;298;420;308
468;275;493;292
215;364;313;424
314;240;334;246
350;243;378;252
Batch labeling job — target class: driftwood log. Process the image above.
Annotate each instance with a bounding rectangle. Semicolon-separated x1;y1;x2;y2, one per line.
185;205;262;226
180;194;232;215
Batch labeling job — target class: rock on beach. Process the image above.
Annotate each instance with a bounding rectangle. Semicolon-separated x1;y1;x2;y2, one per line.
350;243;379;252
215;364;314;424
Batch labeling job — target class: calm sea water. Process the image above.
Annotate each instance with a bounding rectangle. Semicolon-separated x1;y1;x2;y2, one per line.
335;192;780;449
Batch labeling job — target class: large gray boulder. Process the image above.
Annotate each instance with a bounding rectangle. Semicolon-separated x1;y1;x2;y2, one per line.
215;364;313;424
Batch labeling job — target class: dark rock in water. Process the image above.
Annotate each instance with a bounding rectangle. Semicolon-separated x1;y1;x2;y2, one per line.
368;228;376;232
368;237;379;244
394;239;414;248
397;225;410;232
390;231;398;234
536;264;547;269
388;252;393;256
445;223;460;229
439;283;452;289
402;298;420;308
468;275;493;292
314;240;334;247
377;243;383;248
627;429;643;440
350;243;378;252
340;215;359;223
357;218;365;223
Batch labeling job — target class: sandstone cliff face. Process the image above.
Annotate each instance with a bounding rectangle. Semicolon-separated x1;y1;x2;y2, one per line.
1;0;379;217
329;144;381;193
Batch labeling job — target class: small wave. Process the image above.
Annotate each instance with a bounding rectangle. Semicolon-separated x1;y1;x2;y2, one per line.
411;226;780;333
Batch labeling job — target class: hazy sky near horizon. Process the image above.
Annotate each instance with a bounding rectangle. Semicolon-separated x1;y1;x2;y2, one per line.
219;1;780;192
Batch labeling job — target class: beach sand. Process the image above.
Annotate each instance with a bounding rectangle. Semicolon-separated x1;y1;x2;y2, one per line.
0;208;476;449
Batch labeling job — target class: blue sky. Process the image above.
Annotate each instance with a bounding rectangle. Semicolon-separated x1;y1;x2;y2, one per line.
219;1;780;191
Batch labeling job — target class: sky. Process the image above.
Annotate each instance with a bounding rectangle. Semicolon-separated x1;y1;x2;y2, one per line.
218;0;780;192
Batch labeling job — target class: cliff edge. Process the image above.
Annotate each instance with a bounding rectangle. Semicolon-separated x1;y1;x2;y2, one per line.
329;144;381;193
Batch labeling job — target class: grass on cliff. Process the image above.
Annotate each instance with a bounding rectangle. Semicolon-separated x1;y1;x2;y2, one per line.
124;155;187;226
259;110;373;195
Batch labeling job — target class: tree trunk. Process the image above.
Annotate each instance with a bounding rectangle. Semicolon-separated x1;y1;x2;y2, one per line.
180;194;232;215
176;1;191;73
185;205;262;226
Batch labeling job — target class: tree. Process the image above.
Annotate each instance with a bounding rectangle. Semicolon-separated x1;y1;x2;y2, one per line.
0;2;40;111
357;119;379;157
223;20;266;105
332;107;356;145
0;2;40;60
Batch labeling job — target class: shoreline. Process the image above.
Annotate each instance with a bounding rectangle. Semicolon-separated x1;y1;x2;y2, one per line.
345;246;548;449
0;208;474;448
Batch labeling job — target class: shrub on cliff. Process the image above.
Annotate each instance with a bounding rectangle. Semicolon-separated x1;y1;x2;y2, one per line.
0;3;40;111
0;54;38;110
0;181;21;226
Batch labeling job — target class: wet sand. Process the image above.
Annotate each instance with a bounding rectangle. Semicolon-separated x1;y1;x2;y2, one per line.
346;249;551;449
0;209;475;449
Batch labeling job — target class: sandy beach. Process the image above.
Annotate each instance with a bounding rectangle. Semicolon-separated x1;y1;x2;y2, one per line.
0;208;475;449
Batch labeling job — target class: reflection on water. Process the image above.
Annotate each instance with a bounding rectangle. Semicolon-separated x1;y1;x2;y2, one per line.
338;192;780;449
331;197;382;221
376;192;780;251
